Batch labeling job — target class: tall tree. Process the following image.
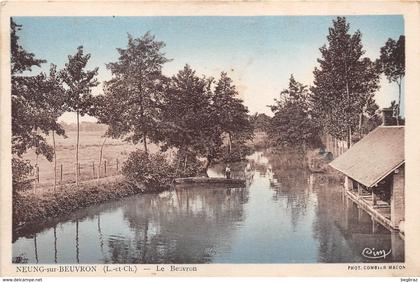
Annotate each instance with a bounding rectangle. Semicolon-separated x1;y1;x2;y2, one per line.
89;95;111;179
269;75;320;148
377;35;405;125
104;32;170;153
43;64;68;189
11;19;65;192
213;72;252;154
60;46;99;185
310;17;380;148
160;65;222;175
160;66;252;175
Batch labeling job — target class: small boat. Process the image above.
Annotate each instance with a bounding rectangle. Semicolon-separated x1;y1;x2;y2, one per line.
173;177;245;187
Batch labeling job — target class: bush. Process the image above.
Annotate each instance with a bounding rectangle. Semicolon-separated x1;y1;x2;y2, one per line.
122;150;175;191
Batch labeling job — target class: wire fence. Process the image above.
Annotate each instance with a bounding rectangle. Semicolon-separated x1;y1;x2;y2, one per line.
31;158;122;189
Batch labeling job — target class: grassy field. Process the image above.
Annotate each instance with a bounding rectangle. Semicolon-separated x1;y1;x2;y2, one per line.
23;127;264;189
23;130;161;188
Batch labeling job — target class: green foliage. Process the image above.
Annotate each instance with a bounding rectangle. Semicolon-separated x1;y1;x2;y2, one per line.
268;75;320;148
12;157;33;192
122;150;175;191
11;20;62;159
10;19;45;74
250;113;271;132
159;65;224;174
60;46;99;116
104;33;170;151
219;143;254;163
377;35;405;121
377;35;405;84
11;19;68;191
213;72;253;142
159;67;252;174
310;17;380;143
60;46;99;184
172;150;203;177
160;65;213;151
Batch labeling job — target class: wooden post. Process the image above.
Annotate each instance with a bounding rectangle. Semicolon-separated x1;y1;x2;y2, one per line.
78;163;81;181
36;166;40;183
116;159;119;172
98;137;107;180
344;176;349;191
60;164;63;183
104;160;107;176
372;190;377;206
92;162;95;179
357;183;362;198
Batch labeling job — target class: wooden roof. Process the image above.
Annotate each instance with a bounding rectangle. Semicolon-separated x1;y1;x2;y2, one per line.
329;126;404;187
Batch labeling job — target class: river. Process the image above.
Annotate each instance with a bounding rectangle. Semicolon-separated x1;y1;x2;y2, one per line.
12;149;404;264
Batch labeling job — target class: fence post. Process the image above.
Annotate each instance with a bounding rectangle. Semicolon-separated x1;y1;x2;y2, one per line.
104;160;107;176
60;164;63;183
116;159;119;172
92;161;95;179
78;163;81;181
36;166;39;183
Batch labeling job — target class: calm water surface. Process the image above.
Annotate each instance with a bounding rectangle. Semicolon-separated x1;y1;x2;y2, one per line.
12;150;404;263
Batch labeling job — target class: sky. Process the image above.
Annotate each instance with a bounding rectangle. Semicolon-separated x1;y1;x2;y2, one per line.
15;16;405;123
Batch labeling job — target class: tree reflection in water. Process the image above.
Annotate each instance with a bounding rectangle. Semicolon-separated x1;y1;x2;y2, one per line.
263;148;404;263
264;149;312;231
104;186;249;263
12;149;404;264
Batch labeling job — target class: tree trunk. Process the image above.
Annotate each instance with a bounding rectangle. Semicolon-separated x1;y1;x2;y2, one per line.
228;132;232;154
52;130;57;191
143;133;148;154
203;157;211;178
344;60;352;149
397;79;401;126
183;154;188;170
347;126;351;149
35;127;39;191
138;80;148;154
76;111;80;186
35;152;39;191
98;137;107;180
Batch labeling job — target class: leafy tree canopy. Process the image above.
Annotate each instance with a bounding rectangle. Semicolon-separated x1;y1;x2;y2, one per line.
377;35;405;84
310;17;380;143
269;75;320;148
103;32;170;151
60;46;99;116
11;19;66;160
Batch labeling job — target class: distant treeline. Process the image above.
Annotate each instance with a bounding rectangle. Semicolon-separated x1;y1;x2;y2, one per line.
59;121;107;132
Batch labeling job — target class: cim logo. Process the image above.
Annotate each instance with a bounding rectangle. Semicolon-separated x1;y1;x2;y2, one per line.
361;247;392;259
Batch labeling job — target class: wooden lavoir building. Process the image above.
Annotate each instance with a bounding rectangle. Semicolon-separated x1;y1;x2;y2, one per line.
330;126;405;233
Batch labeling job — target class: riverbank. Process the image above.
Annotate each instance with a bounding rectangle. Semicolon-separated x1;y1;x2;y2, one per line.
13;175;155;228
13;146;339;229
12;148;405;264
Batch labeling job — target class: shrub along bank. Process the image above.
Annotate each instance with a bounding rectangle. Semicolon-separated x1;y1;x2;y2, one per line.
13;147;253;228
13;150;199;227
13;175;159;227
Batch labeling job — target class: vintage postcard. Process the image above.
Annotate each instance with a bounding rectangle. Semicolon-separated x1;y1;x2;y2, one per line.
1;0;420;278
